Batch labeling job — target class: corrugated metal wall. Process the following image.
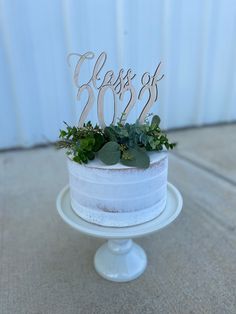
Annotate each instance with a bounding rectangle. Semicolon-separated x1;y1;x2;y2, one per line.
1;0;236;149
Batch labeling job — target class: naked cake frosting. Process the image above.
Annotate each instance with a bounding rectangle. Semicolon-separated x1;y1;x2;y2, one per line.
67;151;168;227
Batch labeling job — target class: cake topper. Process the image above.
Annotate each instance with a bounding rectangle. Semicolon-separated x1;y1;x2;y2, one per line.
67;52;164;127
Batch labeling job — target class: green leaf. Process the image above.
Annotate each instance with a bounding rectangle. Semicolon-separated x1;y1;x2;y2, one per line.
87;151;95;160
119;129;129;137
121;148;150;169
73;154;88;164
98;142;120;165
93;133;105;152
59;130;67;138
104;127;117;141
147;136;156;150
151;115;161;127
79;138;95;151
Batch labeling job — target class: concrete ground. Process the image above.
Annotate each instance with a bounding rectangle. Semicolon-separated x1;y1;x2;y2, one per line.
1;124;236;314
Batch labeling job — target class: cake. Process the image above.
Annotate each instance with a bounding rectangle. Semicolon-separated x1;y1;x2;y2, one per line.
58;51;175;227
67;151;168;227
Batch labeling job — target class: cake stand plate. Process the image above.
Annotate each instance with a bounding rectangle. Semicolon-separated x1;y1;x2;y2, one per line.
56;182;183;282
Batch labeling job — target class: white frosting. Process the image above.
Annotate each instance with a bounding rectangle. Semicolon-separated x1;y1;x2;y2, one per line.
67;151;168;227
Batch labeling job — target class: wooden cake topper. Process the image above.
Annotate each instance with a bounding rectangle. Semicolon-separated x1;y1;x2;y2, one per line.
67;52;164;127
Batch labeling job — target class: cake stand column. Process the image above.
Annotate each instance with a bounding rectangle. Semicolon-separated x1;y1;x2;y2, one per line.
94;238;147;282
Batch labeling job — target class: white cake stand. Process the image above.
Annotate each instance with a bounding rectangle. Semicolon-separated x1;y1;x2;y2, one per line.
56;182;183;282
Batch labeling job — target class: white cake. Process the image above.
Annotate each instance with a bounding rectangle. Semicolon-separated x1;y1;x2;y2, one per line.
67;151;168;227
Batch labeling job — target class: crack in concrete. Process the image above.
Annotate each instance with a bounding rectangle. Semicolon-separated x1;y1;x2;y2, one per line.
172;151;236;187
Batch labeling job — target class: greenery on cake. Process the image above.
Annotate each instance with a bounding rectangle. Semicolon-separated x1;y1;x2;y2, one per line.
57;114;176;169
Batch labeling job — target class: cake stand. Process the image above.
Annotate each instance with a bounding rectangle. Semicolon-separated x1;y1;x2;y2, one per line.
56;182;183;282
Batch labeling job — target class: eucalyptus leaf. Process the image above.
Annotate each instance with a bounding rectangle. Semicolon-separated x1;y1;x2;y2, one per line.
121;148;150;169
104;127;117;141
98;141;120;165
151;115;161;127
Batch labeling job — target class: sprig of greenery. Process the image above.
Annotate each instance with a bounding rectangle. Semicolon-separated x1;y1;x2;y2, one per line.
57;115;176;168
57;121;105;164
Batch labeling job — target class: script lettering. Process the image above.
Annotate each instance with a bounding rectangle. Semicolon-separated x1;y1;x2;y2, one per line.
68;51;163;127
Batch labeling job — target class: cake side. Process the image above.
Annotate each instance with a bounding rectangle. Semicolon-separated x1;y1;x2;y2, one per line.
67;151;168;226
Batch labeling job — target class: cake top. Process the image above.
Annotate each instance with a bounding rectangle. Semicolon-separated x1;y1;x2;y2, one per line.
69;151;167;170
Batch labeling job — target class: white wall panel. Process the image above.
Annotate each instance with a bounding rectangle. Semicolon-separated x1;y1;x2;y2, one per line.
0;0;236;148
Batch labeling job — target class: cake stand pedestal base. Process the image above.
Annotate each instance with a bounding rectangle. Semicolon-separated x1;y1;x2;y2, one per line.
94;239;147;282
56;183;183;282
